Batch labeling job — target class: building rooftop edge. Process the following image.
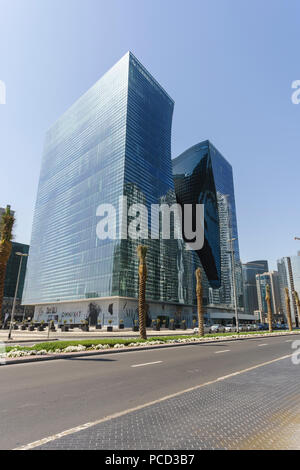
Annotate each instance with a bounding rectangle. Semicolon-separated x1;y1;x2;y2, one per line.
172;140;232;168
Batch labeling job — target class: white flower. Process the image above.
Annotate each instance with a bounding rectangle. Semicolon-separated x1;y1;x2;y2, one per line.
63;345;86;353
36;350;48;355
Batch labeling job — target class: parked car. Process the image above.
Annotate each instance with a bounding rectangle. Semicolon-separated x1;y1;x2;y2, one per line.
237;324;246;332
257;323;268;330
210;324;226;334
224;324;236;332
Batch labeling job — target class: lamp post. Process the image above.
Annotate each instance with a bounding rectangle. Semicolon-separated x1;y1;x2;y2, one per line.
195;268;204;336
8;252;28;340
228;237;239;333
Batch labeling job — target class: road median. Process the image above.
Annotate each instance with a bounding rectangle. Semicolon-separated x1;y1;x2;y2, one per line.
1;330;299;366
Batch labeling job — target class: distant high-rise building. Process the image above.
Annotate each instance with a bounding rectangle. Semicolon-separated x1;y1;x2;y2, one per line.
4;242;29;298
277;253;300;326
242;260;268;314
172;140;244;318
1;241;33;320
256;271;282;321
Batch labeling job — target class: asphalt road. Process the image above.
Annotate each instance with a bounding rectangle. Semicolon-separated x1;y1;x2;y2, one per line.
0;334;298;449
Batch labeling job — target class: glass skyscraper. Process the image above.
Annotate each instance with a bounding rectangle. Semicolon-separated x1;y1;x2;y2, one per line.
172;140;244;312
242;260;269;315
277;253;300;326
22;52;194;326
256;271;281;319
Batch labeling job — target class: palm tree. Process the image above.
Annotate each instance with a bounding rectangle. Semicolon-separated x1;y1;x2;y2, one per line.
195;268;204;336
284;287;293;331
265;284;273;333
293;291;300;326
0;206;15;323
137;245;147;340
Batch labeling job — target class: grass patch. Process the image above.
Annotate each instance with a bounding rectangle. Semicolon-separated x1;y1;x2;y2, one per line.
4;329;295;353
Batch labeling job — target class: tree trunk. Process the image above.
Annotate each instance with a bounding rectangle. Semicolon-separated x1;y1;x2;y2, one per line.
265;284;273;333
137;245;147;340
285;288;293;331
294;291;300;327
195;268;204;336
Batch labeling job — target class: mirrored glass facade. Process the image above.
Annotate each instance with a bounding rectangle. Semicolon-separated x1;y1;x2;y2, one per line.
173;140;243;309
22;52;193;306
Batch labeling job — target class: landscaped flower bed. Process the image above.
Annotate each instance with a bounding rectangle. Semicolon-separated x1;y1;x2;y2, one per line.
2;330;299;360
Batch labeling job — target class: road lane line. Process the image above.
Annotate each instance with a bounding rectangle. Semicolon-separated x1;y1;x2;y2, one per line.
15;352;293;451
131;361;162;368
258;344;268;347
214;350;230;354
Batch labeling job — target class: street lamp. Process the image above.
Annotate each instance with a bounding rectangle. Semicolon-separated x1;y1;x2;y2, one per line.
8;252;28;340
228;237;239;333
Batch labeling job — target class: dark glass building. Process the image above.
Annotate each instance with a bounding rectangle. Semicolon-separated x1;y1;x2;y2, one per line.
173;140;244;311
4;242;29;299
1;241;33;321
22;52;194;326
242;260;268;315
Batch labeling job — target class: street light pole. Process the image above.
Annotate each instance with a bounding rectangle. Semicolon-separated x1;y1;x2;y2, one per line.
8;252;28;340
228;237;239;333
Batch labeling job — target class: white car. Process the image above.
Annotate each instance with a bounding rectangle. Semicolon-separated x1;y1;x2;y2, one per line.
210;324;226;334
239;324;248;332
224;324;236;332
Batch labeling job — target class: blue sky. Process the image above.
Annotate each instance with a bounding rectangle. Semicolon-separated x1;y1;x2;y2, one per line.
0;0;299;269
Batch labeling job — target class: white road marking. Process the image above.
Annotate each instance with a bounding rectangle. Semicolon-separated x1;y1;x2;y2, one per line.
258;343;268;347
285;340;293;343
131;361;162;368
14;353;293;451
214;349;230;354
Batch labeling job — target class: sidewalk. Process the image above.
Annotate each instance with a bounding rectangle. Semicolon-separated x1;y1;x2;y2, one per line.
0;327;194;344
29;356;300;450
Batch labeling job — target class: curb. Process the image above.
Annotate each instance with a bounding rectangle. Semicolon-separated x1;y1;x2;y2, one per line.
2;331;299;366
3;338;59;344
